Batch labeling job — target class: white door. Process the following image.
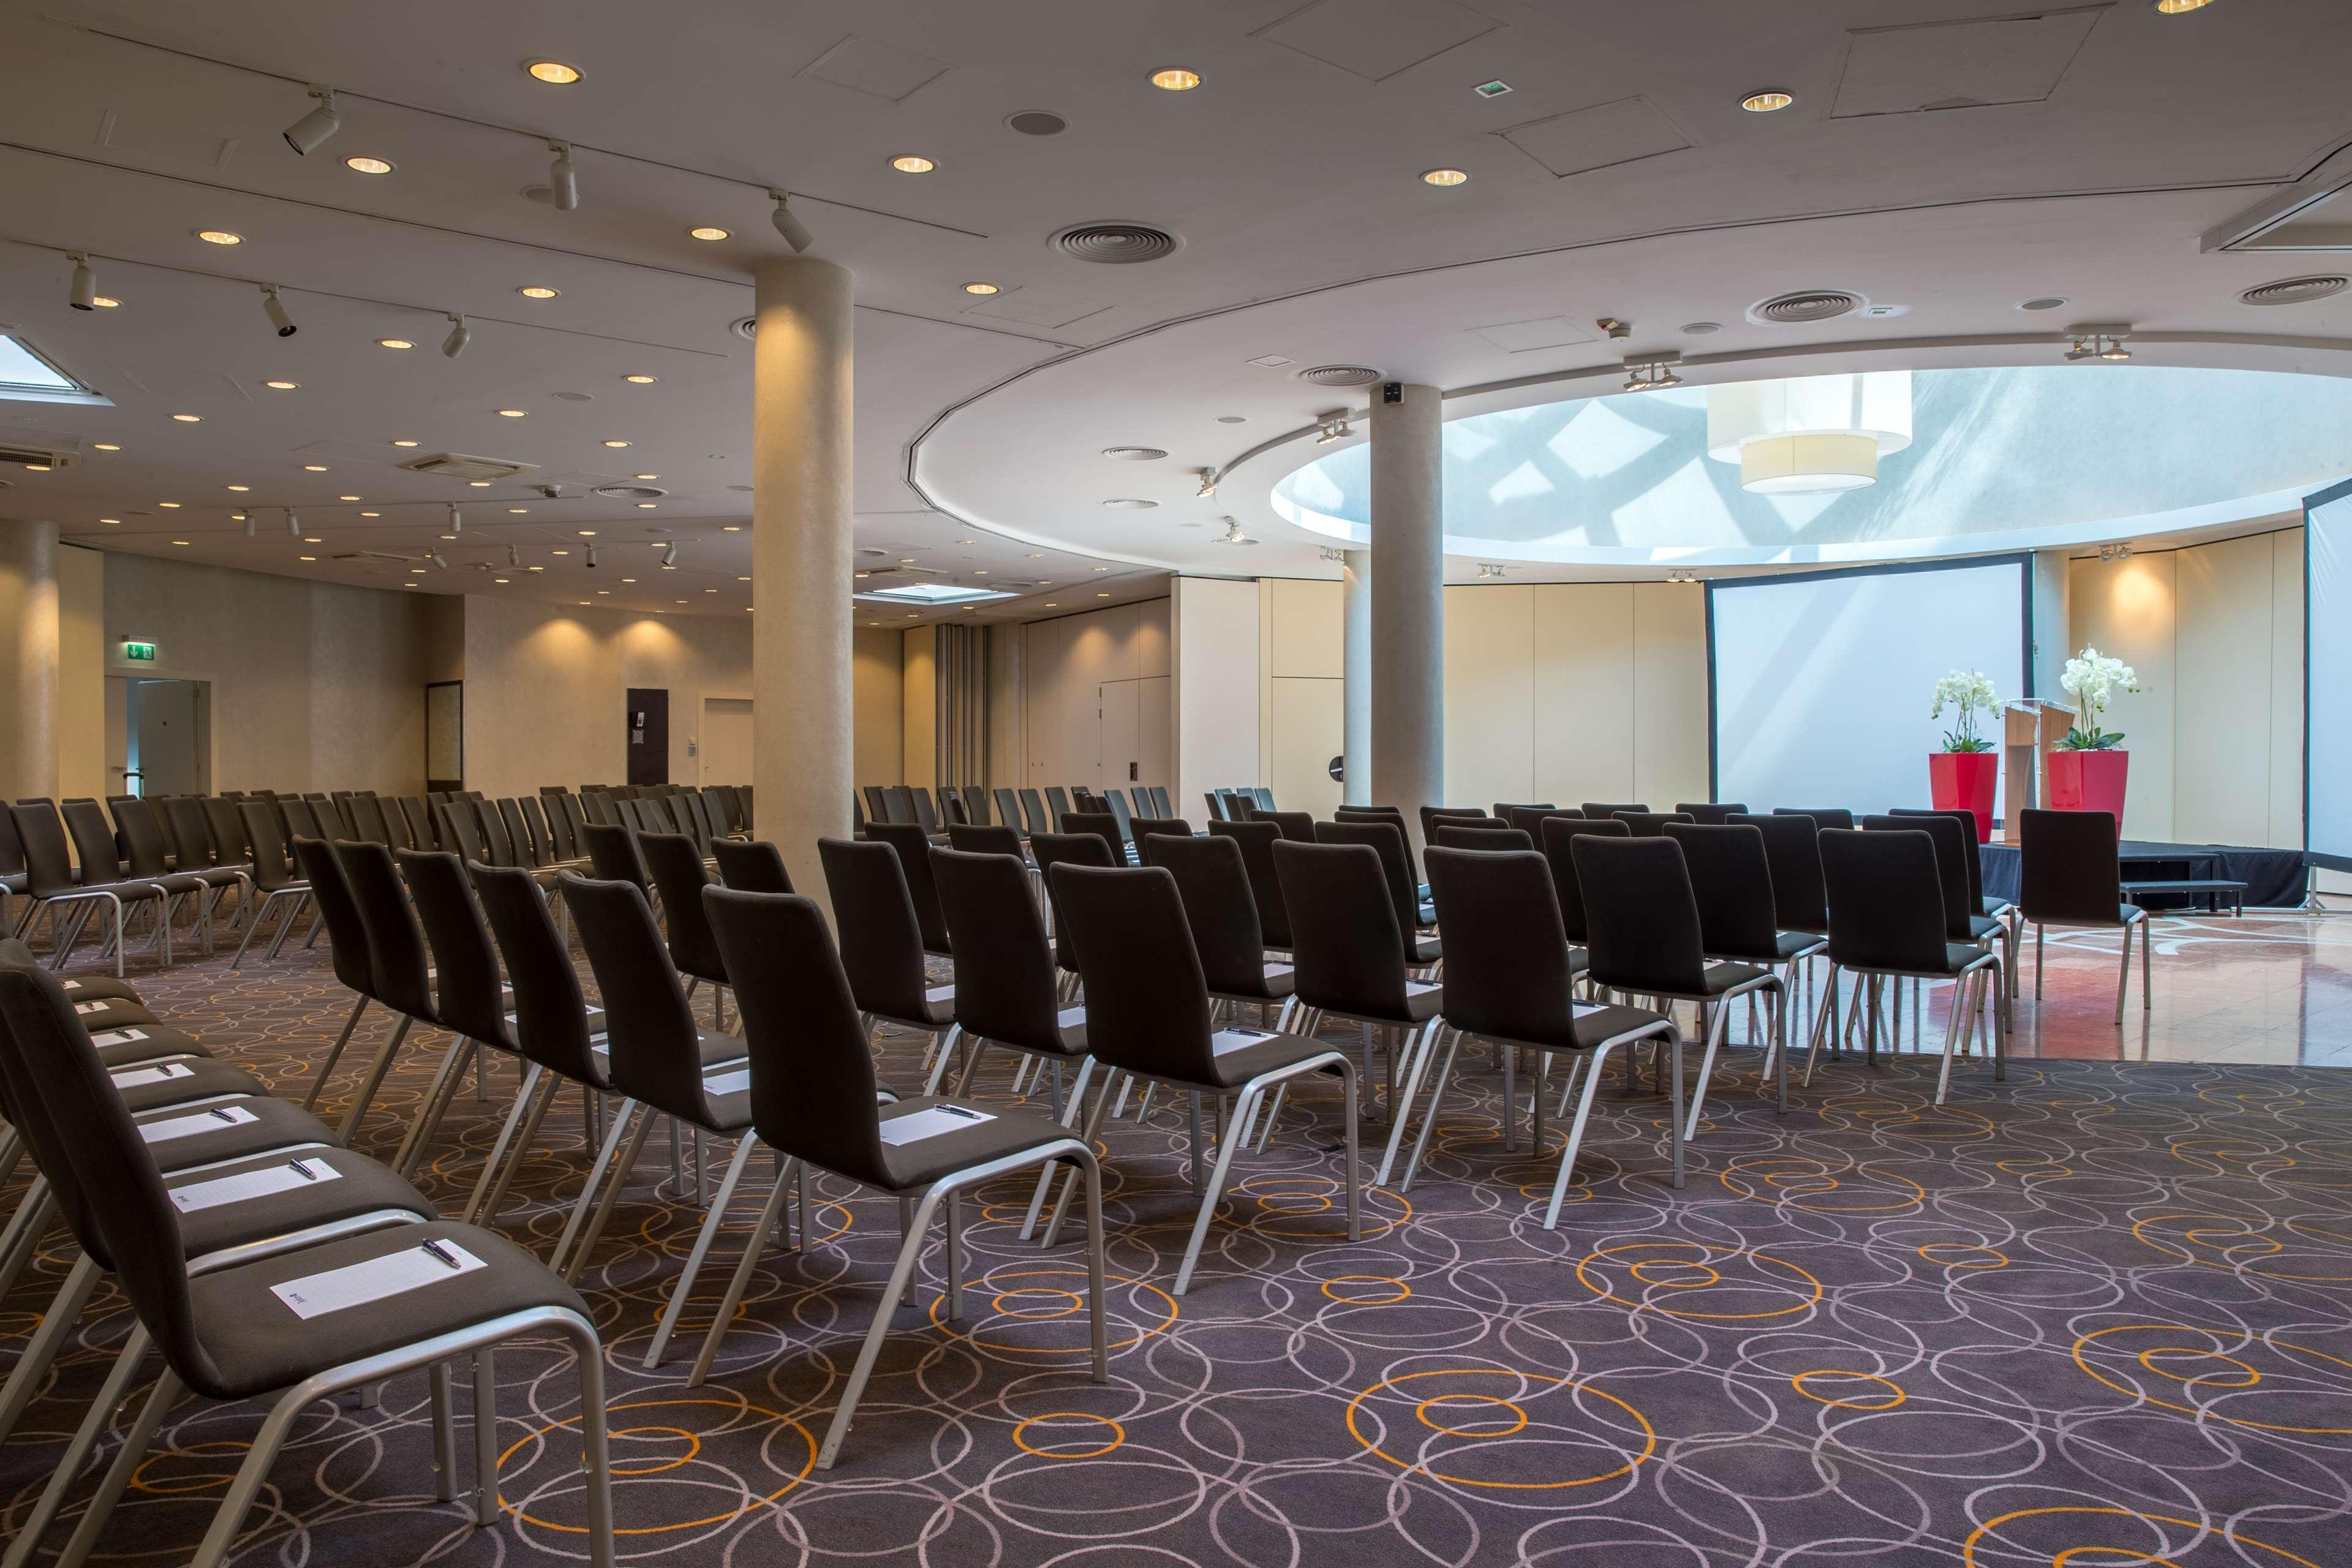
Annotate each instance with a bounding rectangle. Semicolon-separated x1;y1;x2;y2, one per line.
132;679;205;797
701;698;754;785
1099;680;1141;796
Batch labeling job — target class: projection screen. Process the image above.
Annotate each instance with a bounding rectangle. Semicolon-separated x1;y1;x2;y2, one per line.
2307;479;2352;872
1709;556;2030;814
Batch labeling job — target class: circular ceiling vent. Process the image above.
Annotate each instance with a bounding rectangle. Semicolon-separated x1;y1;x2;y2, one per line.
2018;296;2071;312
1101;498;1158;509
1295;364;1384;388
1006;110;1068;137
730;316;757;341
1747;290;1865;325
591;484;666;501
1101;446;1167;461
552;390;594;402
2241;275;2350;307
1050;221;1182;264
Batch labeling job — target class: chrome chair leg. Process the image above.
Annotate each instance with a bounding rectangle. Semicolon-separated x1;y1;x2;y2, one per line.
644;1132;761;1368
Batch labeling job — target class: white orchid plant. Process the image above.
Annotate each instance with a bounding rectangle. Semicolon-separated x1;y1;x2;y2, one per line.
2057;646;2140;751
1930;669;2000;753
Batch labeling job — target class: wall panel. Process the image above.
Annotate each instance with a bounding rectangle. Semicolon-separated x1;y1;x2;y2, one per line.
1534;584;1635;807
1443;584;1534;810
1632;584;1711;810
2176;534;2275;846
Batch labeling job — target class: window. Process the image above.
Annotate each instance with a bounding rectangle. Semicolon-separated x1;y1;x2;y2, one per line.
0;335;108;405
854;581;1015;606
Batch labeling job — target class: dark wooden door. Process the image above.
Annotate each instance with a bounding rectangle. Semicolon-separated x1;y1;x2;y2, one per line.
626;688;669;786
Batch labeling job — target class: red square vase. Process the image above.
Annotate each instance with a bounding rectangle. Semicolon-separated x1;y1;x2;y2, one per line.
2045;749;2130;824
1928;752;1999;842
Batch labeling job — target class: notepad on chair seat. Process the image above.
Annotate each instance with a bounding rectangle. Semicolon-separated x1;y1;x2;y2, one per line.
1572;1002;1607;1018
110;1061;195;1088
140;1104;258;1143
271;1239;486;1319
879;1104;993;1144
170;1158;342;1213
1212;1028;1276;1057
90;1028;149;1047
701;1067;752;1097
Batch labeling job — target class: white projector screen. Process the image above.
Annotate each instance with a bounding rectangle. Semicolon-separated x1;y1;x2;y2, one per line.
2307;480;2352;871
1709;557;2030;815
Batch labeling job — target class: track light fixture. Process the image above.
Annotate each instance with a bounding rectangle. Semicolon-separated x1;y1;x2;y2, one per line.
261;285;297;337
505;544;520;568
585;544;598;567
1476;563;1507;580
1624;353;1684;391
1313;419;1351;445
1196;469;1218;499
243;513;256;537
1215;518;1257;546
2065;325;2132;363
661;543;678;568
67;254;95;311
769;190;814;252
284;86;342;155
440;314;470;359
548;141;579;210
2098;543;2135;562
285;508;300;536
447;503;462;534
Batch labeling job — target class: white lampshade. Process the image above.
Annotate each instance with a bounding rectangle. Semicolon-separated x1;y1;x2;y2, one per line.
1740;432;1880;494
1708;372;1913;461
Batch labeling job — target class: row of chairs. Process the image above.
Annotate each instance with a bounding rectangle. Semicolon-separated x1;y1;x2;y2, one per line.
858;783;1183;845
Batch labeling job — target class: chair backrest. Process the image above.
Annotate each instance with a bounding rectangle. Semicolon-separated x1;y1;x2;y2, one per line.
947;822;1025;857
956;786;991;827
1417;805;1487;848
1537;814;1630;943
1272;839;1414;1019
993;788;1024;837
1613;810;1695;838
347;793;393;845
1017;788;1052;835
580;820;652;895
436;801;487;865
284;797;326;840
706;886;895;1189
680;791;718;853
398;848;514;1047
536;792;578;858
1575;835;1710;995
560;871;712;1120
556;791;590;857
1047;862;1219;1082
1491;802;1554;821
1101;791;1136;844
394;795;437;851
110;796;175;880
1865;813;1972;940
59;798;126;884
1332;804;1417;882
638;831;729;983
817;836;935;1022
0;807;24;878
289;836;374;995
1662;821;1782;962
938;790;969;827
1046;786;1072;823
862;786;892;824
1312;819;1420;938
162;797;216;869
1774;806;1856;831
1136;831;1268;997
865;821;952;956
1728;813;1828;931
309;793;357;840
1128;815;1193;845
1207;819;1294;949
1202;791;1228;822
470;862;605;1084
1424;848;1578;1042
1675;803;1749;826
1250;787;1275;811
1260;810;1317;843
239;801;302;892
332;839;437;1019
1819;827;1954;973
908;786;941;834
1506;806;1581;838
712;837;795;893
377;794;417;853
203;796;251;865
476;798;520;868
2018;808;2125;924
1060;811;1125;861
1031;830;1117;974
1581;802;1648;818
503;796;548;865
1890;806;1988;905
933;846;1062;1050
7;802;75;895
1431;823;1534;853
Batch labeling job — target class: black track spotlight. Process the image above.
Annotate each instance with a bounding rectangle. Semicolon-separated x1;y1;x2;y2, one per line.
429;550;449;570
284;86;342;156
67;254;95;311
769;190;814;252
440;314;470;359
548;141;579;211
261;285;297;337
661;542;678;568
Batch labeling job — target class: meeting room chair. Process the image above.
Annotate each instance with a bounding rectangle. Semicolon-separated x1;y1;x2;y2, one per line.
2018;807;2152;1022
1774;806;1856;831
1675;803;1751;825
1612;810;1695;838
866;820;955;957
1664;820;1814;1089
226;805;313;970
1314;820;1439;965
1431;823;1532;852
1207;818;1295;955
1581;802;1647;818
818;837;960;1069
1136;831;1296;1025
1030;831;1117;995
712;837;795;893
639;831;738;1027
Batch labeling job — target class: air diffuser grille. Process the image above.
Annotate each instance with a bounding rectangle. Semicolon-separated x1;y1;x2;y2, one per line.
1748;290;1864;325
1050;222;1181;264
1101;447;1167;461
590;484;665;500
1295;364;1384;387
2241;275;2348;307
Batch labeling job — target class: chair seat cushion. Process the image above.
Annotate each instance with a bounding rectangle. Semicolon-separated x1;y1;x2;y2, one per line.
58;974;145;1005
1698;960;1770;996
1199;1028;1352;1090
62;995;158;1030
72;879;172;903
1980;895;2013;918
1409;936;1442;965
876;1095;1075;1189
94;1025;213;1069
1965;914;2003;942
1774;930;1826;960
130;1095;340;1173
1216;965;1297;1004
108;1057;267;1115
170;1147;436;1261
185;1220;587;1401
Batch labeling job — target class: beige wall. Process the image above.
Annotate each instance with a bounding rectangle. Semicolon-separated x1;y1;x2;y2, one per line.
2069;527;2304;846
854;627;904;787
902;624;937;789
55;545;106;801
1259;578;1346;815
1170;580;1256;819
1025;597;1174;797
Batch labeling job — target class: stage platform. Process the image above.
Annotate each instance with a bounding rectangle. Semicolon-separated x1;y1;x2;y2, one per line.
1979;837;2307;910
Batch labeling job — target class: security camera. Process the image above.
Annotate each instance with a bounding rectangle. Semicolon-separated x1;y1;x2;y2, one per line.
537;483;565;499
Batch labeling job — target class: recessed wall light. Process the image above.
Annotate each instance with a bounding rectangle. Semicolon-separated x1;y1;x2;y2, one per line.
159;501;181;508
962;282;1000;295
518;285;559;299
497;408;528;417
889;155;935;173
195;230;243;245
1740;90;1795;113
624;374;657;384
170;413;202;423
377;338;413;350
687;226;730;241
602;439;630;448
1149;69;1201;91
92;443;121;451
1420;168;1469;186
526;60;582;84
226;484;250;492
344;156;394;175
303;464;329;472
392;439;419;447
263;379;298;390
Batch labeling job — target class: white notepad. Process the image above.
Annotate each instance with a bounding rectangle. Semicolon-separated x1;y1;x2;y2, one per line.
271;1239;486;1319
91;1028;149;1047
140;1104;259;1144
1056;1006;1086;1028
701;1067;752;1097
1572;1002;1606;1018
924;984;956;1003
110;1061;195;1088
879;1104;993;1145
1212;1028;1275;1057
73;1000;111;1016
169;1158;342;1213
61;979;85;991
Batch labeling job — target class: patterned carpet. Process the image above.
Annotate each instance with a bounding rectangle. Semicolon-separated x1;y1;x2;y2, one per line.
5;935;2352;1566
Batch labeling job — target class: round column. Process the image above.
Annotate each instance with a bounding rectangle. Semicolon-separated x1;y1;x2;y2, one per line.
1341;548;1371;805
1368;383;1444;844
0;520;59;803
752;257;854;908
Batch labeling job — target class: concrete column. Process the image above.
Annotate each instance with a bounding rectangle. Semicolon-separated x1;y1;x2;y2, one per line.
2030;548;2072;706
752;257;854;909
1368;383;1444;845
1341;548;1371;805
0;520;60;803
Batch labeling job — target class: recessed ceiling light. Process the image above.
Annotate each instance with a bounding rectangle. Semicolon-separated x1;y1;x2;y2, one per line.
1092;566;1110;572
1420;168;1469;186
439;533;456;540
526;60;582;85
469;480;490;487
494;577;509;583
360;511;380;517
622;576;636;582
91;296;121;309
603;439;630;448
1027;552;1044;557
899;557;915;564
1149;69;1201;91
377;338;413;350
1043;602;1057;608
263;379;298;390
889;155;935;173
633;472;657;480
300;554;317;560
99;518;120;524
497;408;528;418
391;439;419;447
2151;0;2214;10
226;484;250;492
552;549;569;556
624;374;656;384
636;502;657;508
737;575;750;582
304;535;322;543
159;501;181;508
92;443;121;451
722;524;742;532
2018;296;2071;312
1740;91;1795;113
170;413;202;423
962;282;1000;295
509;507;529;514
687;226;730;242
170;539;189;546
577;530;597;537
303;464;329;472
195;230;243;245
1097;592;1110;598
337;494;360;501
518;285;559;300
344;156;394;175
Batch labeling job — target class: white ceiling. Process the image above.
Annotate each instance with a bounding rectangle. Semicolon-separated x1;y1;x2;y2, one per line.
1;0;2347;612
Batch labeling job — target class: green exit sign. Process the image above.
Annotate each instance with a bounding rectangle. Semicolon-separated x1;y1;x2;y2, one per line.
121;641;156;663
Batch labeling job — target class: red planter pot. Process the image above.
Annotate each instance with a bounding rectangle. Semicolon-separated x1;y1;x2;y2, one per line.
1928;752;1999;843
2046;749;2130;824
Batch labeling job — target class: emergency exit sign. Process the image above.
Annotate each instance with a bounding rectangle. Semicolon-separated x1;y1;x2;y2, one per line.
121;641;156;662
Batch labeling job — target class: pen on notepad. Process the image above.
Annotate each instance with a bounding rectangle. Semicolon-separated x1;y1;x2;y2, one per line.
937;1105;984;1121
287;1158;317;1181
420;1239;462;1270
210;1106;238;1121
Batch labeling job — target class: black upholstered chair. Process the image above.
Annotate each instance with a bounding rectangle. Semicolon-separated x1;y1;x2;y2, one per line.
1207;819;1295;954
818;837;959;1068
1431;823;1534;852
1537;814;1629;960
1611;810;1695;838
227;805;312;969
1674;803;1750;825
1581;802;1647;818
865;821;954;957
1031;831;1117;992
1313;820;1438;963
1774;806;1856;831
1136;831;1295;1021
712;836;794;893
639;831;736;1025
2018;808;2150;1022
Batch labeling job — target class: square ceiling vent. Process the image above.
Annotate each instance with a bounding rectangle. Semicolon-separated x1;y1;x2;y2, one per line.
396;452;540;482
1256;0;1500;84
1499;96;1695;180
1831;5;2108;118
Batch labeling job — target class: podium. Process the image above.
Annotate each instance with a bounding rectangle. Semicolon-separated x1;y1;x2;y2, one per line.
2001;698;2075;841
